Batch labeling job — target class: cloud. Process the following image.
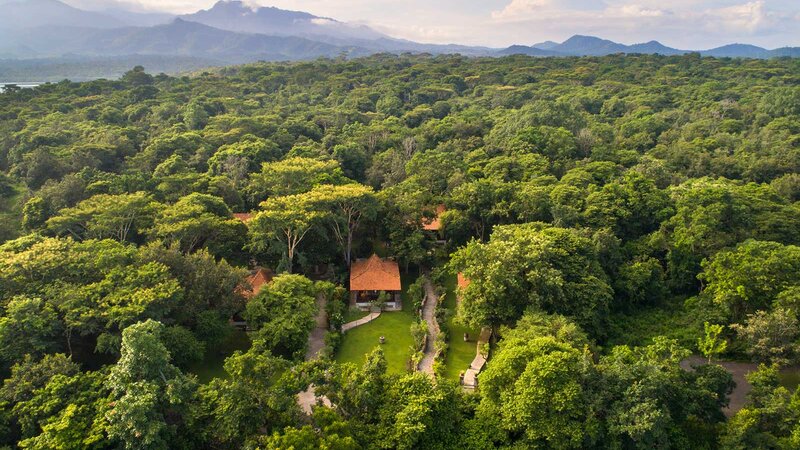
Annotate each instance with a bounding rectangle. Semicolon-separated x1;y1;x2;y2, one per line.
491;0;554;21
612;4;665;18
310;18;337;26
709;1;767;32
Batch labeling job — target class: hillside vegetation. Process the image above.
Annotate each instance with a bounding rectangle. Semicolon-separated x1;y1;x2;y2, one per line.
0;54;799;448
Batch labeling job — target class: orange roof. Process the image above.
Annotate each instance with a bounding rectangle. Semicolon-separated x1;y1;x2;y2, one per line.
234;213;254;223
422;204;446;231
457;272;471;289
350;254;401;292
240;267;274;299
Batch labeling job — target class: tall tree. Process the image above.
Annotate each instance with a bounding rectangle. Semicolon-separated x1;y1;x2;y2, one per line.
306;184;378;266
105;320;195;450
250;193;325;274
46;192;162;243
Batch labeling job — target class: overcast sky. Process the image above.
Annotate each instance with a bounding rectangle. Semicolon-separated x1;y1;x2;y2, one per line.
67;0;800;49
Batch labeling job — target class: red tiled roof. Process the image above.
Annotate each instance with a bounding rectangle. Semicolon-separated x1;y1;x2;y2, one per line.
457;272;471;289
350;254;402;292
239;267;274;299
234;213;254;223
422;204;446;231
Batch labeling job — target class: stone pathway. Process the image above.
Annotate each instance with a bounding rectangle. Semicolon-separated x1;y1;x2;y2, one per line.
342;311;381;332
298;294;330;414
463;327;491;391
417;279;440;377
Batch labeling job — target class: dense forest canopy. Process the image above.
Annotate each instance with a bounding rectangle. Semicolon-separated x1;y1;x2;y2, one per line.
0;53;799;448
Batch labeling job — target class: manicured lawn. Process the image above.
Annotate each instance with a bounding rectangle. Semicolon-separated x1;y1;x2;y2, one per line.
335;309;416;374
441;273;480;381
188;327;251;383
335;273;419;375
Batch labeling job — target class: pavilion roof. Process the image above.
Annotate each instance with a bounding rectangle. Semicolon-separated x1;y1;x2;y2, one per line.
422;204;446;231
350;254;402;292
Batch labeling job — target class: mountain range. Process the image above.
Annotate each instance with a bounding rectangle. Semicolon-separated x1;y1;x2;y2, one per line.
0;0;798;80
501;35;800;59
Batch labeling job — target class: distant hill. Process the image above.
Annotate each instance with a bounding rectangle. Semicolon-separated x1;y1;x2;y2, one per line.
496;45;558;57
502;35;800;59
700;44;771;59
0;0;125;29
549;35;628;56
3;19;371;62
181;1;387;42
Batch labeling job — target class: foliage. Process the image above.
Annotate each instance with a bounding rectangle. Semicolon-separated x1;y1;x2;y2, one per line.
731;309;800;367
451;223;612;335
0;53;799;449
244;274;319;359
698;322;728;363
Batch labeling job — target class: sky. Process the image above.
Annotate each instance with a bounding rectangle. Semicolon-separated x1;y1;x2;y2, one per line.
66;0;800;49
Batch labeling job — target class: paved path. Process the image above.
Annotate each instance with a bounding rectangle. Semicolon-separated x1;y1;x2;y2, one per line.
463;328;491;391
298;294;329;414
417;280;440;377
342;311;381;332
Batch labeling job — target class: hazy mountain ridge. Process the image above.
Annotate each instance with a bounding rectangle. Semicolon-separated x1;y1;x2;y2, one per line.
0;0;798;80
0;19;373;62
505;35;800;58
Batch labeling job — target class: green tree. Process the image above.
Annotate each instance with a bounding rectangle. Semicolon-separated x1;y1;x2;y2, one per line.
0;296;61;368
46;192;162;243
105;320;195;450
149;193;246;255
247;157;345;204
250;193;325;274
699;240;800;320
192;341;298;447
731;309;800;366
305;184;378;266
478;336;599;448
451;223;612;335
698;322;727;364
244;274;318;359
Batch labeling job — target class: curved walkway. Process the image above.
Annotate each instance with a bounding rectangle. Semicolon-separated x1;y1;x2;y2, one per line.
342;311;381;332
298;294;330;414
418;280;440;377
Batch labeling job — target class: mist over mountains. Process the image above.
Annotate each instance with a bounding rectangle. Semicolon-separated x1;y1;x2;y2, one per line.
0;0;798;80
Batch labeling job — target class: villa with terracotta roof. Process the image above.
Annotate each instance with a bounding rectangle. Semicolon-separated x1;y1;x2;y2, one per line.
422;204;446;232
233;213;254;223
240;267;274;299
350;254;402;310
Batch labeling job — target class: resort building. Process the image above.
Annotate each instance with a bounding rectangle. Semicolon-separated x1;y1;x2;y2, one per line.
349;254;402;310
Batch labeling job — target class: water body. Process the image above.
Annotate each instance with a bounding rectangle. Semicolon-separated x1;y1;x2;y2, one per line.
0;83;40;92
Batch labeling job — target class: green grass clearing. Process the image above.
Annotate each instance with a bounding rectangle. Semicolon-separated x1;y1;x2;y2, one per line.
335;273;419;375
441;273;480;381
